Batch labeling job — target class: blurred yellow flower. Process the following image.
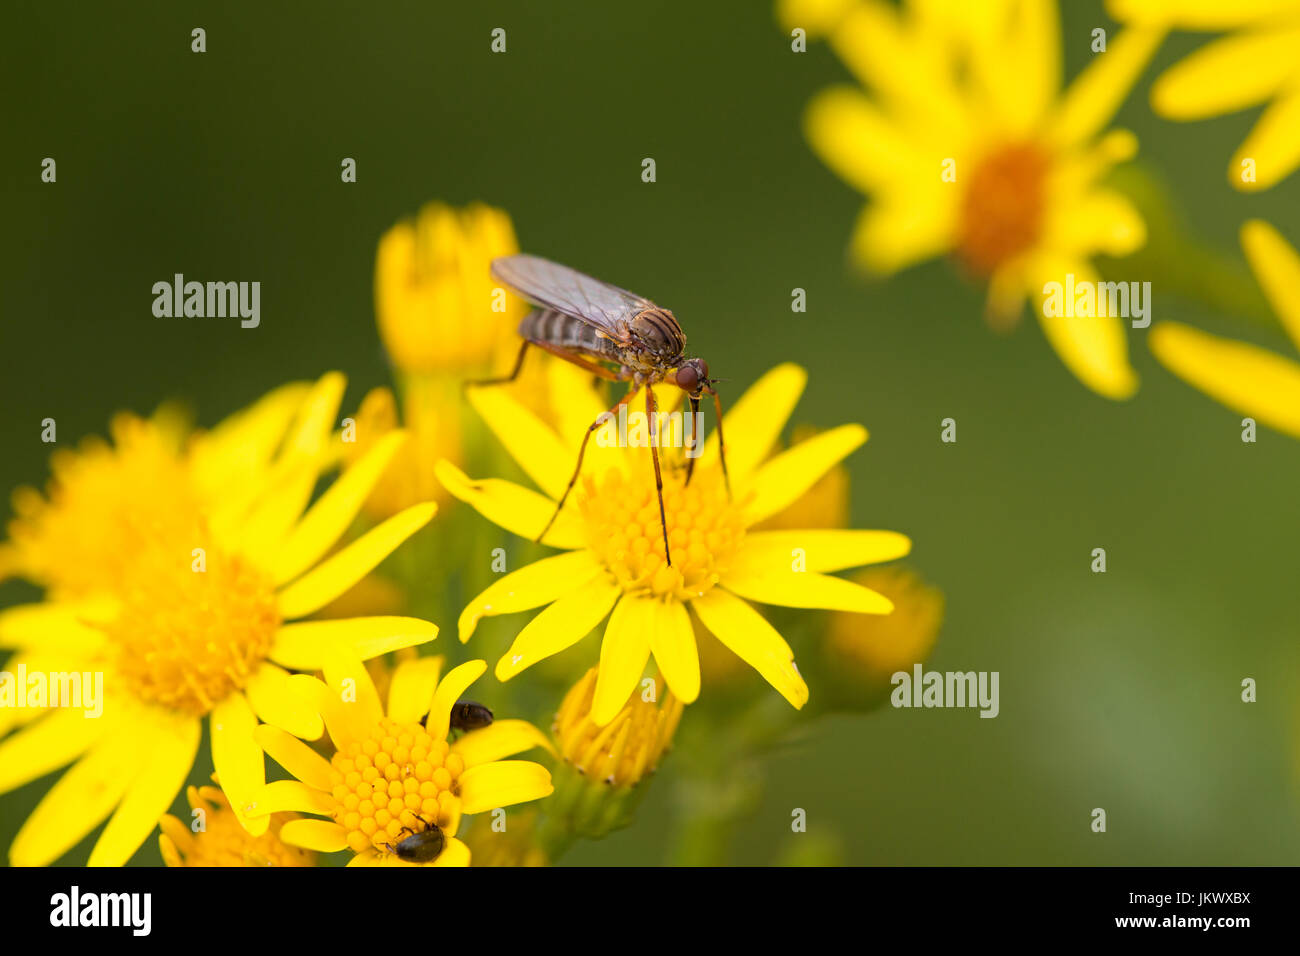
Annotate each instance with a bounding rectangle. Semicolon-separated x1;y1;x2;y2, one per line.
160;783;316;867
249;653;554;867
375;202;527;375
1150;219;1300;437
0;373;439;865
442;363;912;723
356;201;558;517
1108;0;1300;191
784;0;1164;398
825;564;944;686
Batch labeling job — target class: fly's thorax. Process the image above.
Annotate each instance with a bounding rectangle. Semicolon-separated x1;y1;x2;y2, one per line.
629;307;686;360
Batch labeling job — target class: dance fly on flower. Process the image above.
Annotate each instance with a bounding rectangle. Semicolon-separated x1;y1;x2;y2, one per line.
473;254;729;567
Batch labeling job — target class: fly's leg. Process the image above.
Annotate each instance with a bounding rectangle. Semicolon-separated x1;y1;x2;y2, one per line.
536;385;641;546
685;395;701;486
647;387;672;566
465;340;530;390
711;389;731;498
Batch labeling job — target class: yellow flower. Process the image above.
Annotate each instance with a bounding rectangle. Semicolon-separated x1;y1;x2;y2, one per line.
375;202;527;375
547;668;682;839
159;783;315;867
1108;0;1300;191
439;363;913;724
0;373;440;866
554;668;682;788
825;565;944;686
248;653;554;867
785;0;1164;398
1150;219;1300;437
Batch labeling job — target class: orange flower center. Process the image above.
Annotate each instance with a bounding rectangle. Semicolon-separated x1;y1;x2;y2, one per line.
329;717;464;856
578;463;745;601
107;537;280;716
956;143;1051;276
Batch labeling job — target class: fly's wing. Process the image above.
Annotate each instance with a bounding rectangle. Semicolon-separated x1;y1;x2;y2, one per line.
491;254;653;345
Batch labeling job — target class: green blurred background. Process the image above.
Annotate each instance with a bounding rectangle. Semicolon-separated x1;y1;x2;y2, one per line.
3;0;1299;865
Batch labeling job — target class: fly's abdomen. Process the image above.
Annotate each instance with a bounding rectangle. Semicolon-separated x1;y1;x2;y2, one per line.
519;308;617;359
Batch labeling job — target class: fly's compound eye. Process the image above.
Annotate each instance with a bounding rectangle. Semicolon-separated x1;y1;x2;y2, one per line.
675;365;701;392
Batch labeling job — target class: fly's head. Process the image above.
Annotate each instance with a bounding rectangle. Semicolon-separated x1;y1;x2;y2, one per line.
674;358;714;398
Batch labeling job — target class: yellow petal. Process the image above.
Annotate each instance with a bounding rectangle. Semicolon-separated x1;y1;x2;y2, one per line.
649;598;699;705
1233;91;1300;191
190;381;311;495
451;719;556;767
270;430;409;586
386;655;444;725
848;196;958;274
1107;0;1295;28
1046;26;1166;148
804;86;925;194
592;595;654;725
467;386;581;500
458;550;603;642
9;721;145;866
691;589;809;709
737;529;911;572
276;503;436;619
243;662;325;740
245;779;334;818
236;373;346;558
742;424;868;525
0;602;108;652
0;649;63;738
829;1;970;142
0;705;108;795
1046;187;1146;258
700;363;805;481
430;836;472;867
426;660;487;740
88;711;200;866
254;723;336;791
434;461;585;549
1034;260;1139;400
1149;321;1300;437
280;371;347;459
1151;28;1300;119
210;692;269;837
318;644;384;746
495;575;621;681
279;819;350;852
1242;219;1300;350
457;760;553;815
549;360;609;447
721;568;894;614
271;616;439;671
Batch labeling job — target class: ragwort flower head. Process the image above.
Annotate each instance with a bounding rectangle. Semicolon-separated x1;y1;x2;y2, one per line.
439;363;912;725
0;373;439;865
784;0;1166;399
249;652;554;867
